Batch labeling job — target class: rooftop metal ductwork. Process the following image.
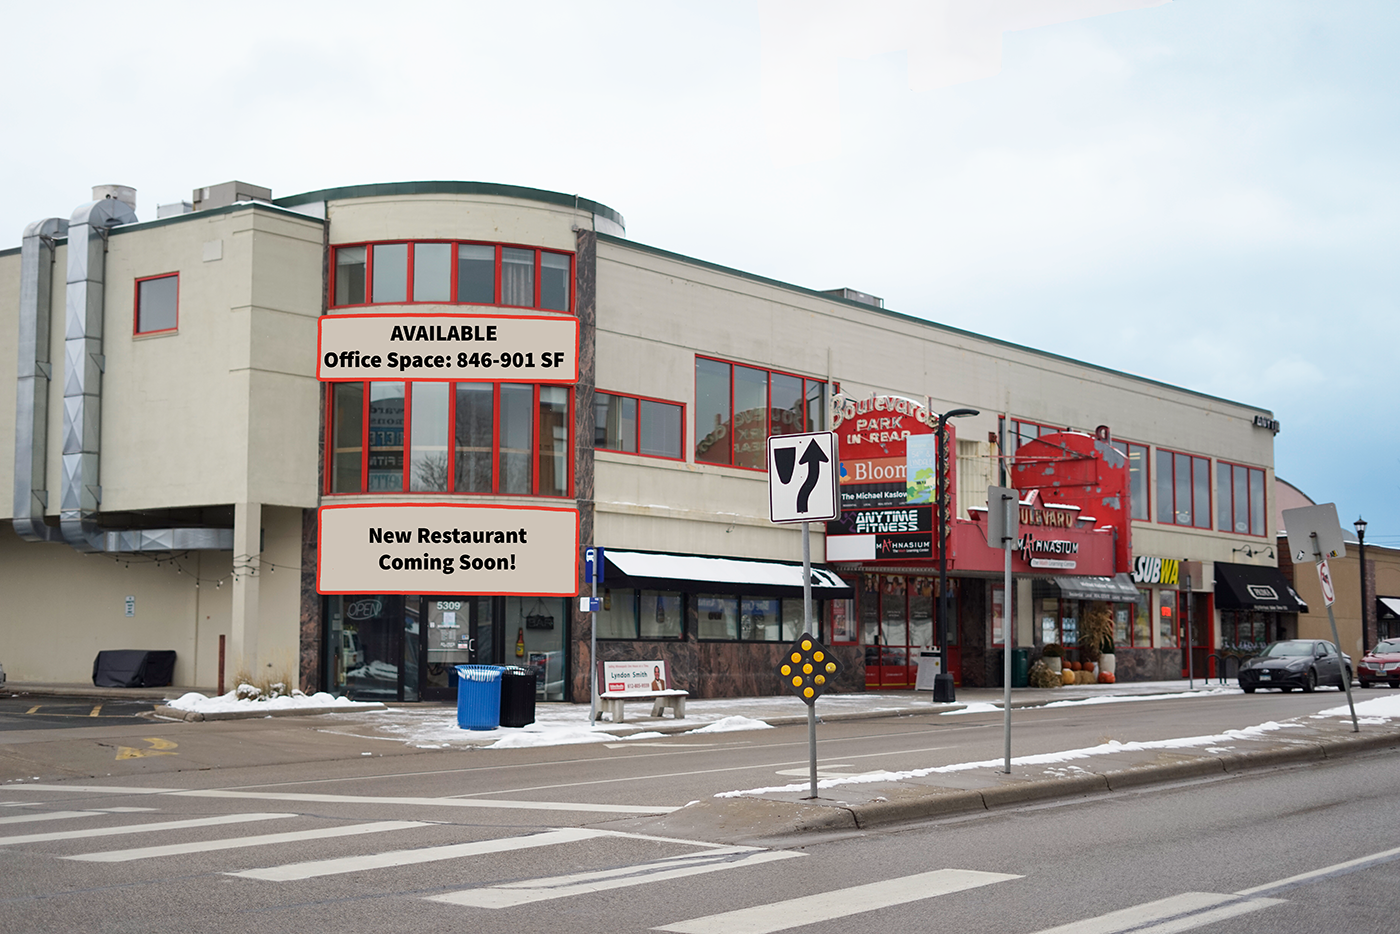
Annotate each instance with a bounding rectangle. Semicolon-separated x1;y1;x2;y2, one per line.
12;217;69;542
41;192;234;554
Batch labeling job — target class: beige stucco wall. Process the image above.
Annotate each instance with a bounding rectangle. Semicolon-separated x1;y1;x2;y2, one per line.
593;238;1278;583
325;194;594;252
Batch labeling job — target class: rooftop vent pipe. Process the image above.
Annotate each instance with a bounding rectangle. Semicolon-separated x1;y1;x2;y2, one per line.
60;196;138;551
12;217;69;542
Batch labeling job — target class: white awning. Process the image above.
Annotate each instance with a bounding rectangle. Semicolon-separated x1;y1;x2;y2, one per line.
1379;596;1400;620
603;549;853;598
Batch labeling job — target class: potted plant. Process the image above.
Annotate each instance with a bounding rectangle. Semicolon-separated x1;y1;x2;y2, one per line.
1079;602;1115;679
1040;642;1063;674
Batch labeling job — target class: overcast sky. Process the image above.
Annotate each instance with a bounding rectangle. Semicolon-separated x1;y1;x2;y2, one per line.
4;1;1396;544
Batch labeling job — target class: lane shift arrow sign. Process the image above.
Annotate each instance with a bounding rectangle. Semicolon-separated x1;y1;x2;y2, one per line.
768;431;839;524
796;439;829;514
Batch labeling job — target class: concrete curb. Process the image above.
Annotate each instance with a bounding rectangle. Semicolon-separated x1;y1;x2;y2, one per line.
152;703;388;722
682;726;1400;838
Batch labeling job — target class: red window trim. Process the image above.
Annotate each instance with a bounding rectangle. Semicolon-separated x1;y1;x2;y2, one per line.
693;354;828;472
1217;459;1268;538
330;240;574;313
133;272;179;336
595;389;688;462
323;380;573;499
1156;446;1212;529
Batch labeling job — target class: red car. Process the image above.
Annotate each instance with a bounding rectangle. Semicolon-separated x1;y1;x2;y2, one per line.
1358;638;1400;689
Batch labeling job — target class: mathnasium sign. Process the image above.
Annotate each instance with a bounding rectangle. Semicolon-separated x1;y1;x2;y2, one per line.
317;503;578;596
317;313;579;382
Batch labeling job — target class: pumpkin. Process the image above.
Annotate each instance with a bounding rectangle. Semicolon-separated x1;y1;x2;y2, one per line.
1098;672;1116;684
1061;667;1077;685
1068;661;1080;672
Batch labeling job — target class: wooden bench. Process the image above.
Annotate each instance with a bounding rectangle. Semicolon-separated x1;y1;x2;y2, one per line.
596;660;688;723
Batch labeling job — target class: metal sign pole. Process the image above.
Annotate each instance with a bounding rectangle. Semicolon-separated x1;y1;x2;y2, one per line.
1002;528;1013;774
803;520;817;800
1314;533;1360;733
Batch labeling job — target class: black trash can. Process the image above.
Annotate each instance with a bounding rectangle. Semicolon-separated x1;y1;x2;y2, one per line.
499;666;537;728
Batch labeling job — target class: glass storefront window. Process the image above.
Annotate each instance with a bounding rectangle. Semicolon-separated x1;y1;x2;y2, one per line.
498;383;534;494
1133;591;1151;646
1159;590;1178;646
335;246;366;305
409;382;450;492
741;597;781;641
540;251;570;311
507;596;566;701
596;588;638;639
538;386;570;497
331;382;363;493
501;247;535;307
640;592;684;639
697;594;738;639
454;383;494;492
413;242;452;302
457;244;495;304
371;243;408;303
368;382;405;492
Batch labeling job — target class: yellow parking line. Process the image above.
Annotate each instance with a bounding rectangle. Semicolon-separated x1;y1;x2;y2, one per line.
26;706;41;715
89;704;103;717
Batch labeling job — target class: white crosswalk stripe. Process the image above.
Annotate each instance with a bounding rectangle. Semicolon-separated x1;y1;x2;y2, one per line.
0;810;105;826
231;827;610;881
1025;893;1286;934
0;812;293;846
431;847;803;909
654;868;1022;934
66;820;428;862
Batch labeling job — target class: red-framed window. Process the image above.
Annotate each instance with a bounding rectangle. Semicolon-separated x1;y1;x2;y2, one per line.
331;240;573;312
594;391;685;460
1112;590;1152;647
1108;439;1150;521
693;356;827;469
326;380;571;497
135;273;179;334
1158;590;1180;647
1155;448;1211;528
1217;461;1267;536
1007;418;1063;454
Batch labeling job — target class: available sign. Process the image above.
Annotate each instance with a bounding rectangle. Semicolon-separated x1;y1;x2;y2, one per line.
317;503;578;595
317;313;579;382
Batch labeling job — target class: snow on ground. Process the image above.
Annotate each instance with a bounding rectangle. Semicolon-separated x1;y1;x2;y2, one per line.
715;721;1300;797
164;689;382;713
1314;694;1400;719
686;716;774;733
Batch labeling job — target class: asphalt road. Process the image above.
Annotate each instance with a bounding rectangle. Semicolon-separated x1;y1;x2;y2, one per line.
1;700;1395;933
0;696;154;732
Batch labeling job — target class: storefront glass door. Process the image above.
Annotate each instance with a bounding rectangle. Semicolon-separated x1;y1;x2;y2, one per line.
860;574;948;689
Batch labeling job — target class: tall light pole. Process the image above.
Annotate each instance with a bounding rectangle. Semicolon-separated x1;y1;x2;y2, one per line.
1356;517;1370;649
933;407;979;703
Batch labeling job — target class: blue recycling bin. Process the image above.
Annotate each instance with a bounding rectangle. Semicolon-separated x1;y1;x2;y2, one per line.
455;665;504;730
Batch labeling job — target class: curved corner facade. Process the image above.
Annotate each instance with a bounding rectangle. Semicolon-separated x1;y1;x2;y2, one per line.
2;179;1326;699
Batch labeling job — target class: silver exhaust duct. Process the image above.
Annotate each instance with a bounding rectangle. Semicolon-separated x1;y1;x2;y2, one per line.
60;196;136;551
12;217;69;542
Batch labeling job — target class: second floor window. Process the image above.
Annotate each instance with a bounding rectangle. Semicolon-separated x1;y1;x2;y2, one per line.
595;391;684;460
135;273;179;334
1156;448;1210;528
1217;461;1266;536
1109;439;1150;521
332;241;572;312
694;357;826;469
329;380;570;497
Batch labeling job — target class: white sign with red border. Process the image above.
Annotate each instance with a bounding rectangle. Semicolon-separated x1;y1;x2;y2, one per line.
317;313;579;382
1318;558;1336;607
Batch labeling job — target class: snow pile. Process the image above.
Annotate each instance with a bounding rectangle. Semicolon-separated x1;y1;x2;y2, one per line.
685;716;774;734
716;721;1297;797
165;689;381;713
1314;694;1400;719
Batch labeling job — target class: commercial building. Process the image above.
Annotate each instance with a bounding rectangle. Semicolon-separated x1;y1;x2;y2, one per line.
2;180;1294;700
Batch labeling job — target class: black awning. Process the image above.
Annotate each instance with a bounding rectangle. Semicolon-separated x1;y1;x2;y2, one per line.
1214;562;1307;613
1053;573;1141;602
602;549;854;599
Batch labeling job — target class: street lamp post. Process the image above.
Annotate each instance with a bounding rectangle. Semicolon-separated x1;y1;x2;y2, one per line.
1356;517;1370;649
933;407;979;704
